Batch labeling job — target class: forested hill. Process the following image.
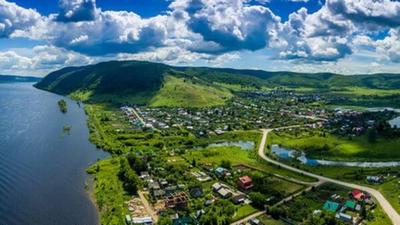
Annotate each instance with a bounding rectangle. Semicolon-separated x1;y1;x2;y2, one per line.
0;75;41;83
35;60;400;106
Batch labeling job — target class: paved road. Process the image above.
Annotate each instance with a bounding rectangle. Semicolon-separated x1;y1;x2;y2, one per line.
259;128;400;225
132;108;145;125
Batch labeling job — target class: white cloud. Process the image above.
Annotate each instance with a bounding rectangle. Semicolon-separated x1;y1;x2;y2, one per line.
0;0;41;37
117;46;240;65
376;29;400;63
179;0;281;53
1;0;400;75
0;45;92;75
57;0;98;22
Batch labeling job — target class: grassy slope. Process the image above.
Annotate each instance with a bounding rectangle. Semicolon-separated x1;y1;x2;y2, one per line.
149;76;232;108
270;132;400;161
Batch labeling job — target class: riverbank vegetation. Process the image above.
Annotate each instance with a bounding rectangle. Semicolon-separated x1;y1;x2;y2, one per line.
87;157;129;225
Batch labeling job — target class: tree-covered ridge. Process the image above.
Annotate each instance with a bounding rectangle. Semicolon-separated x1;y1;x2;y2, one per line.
35;60;400;107
0;75;41;83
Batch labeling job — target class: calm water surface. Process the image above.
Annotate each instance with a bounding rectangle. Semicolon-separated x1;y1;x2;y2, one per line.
0;83;108;225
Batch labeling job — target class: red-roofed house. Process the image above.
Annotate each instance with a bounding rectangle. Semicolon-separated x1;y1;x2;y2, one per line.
351;189;365;201
238;176;253;190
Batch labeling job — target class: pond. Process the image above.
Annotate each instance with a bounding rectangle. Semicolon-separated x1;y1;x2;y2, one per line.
208;141;255;150
271;145;400;168
388;116;400;129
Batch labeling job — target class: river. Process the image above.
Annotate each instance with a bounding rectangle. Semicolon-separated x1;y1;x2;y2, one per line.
0;82;108;225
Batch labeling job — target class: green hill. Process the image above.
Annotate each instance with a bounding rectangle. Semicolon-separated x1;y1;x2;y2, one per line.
35;61;232;107
35;60;400;107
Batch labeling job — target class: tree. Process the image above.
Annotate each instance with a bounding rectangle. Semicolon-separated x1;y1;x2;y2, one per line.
220;160;231;169
367;128;378;143
119;158;139;194
249;192;267;209
192;159;197;167
157;216;172;225
127;153;147;174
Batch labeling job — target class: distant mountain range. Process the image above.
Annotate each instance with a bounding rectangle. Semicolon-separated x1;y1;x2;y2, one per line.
0;75;41;83
35;60;400;107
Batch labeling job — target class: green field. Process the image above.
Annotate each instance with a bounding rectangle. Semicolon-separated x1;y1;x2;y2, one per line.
232;204;259;221
257;215;285;225
378;178;400;214
333;87;400;96
87;157;129;225
149;76;232;108
269;131;400;161
185;144;312;186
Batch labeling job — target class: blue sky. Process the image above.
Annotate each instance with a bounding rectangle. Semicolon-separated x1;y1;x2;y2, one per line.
0;0;400;76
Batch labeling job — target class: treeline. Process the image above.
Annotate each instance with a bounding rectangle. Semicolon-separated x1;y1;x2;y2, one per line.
118;153;148;194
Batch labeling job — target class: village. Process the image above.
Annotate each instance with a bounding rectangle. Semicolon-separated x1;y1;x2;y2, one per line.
117;89;400;225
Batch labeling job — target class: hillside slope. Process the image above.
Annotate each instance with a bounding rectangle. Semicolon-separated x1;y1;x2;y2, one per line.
35;60;400;107
149;76;232;108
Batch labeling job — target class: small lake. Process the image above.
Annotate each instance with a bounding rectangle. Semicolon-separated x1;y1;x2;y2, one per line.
208;141;255;150
389;116;400;129
0;83;109;225
271;145;400;168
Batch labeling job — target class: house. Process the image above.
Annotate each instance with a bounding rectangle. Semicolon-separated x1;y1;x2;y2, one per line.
212;183;223;191
140;171;150;180
189;187;204;198
249;218;263;225
214;167;230;177
153;190;166;199
232;194;247;204
165;192;189;209
366;175;384;184
344;200;357;211
212;182;233;198
126;215;132;225
217;188;232;199
323;200;340;212
204;198;215;206
351;189;365;201
336;213;352;223
237;176;253;190
148;181;160;191
165;185;178;195
160;179;169;188
131;216;152;225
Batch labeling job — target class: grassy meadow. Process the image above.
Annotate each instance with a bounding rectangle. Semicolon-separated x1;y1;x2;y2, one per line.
149;76;232;108
269;131;400;161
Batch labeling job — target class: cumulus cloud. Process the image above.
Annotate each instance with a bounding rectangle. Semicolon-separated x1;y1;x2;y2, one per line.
172;0;280;53
376;29;400;63
117;46;240;65
56;0;98;22
276;5;353;61
0;45;92;75
1;0;400;75
327;0;400;29
0;0;41;37
43;11;171;56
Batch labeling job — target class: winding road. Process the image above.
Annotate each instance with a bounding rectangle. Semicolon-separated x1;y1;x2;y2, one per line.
259;128;400;225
